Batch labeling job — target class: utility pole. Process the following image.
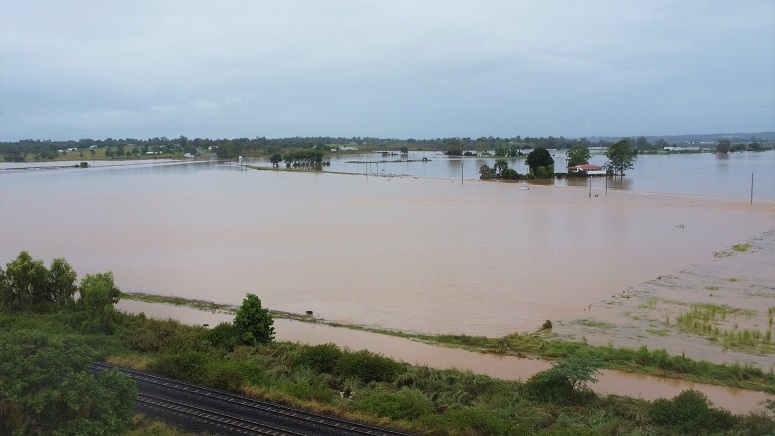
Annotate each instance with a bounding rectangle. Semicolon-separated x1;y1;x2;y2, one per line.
750;173;754;204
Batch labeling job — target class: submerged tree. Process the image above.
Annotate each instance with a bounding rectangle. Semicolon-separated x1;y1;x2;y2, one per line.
566;146;590;168
605;139;635;176
526;147;554;177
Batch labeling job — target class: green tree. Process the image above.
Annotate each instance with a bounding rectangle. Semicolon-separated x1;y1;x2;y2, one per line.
605;139;636;176
89;149;96;159
479;164;493;180
501;168;521;180
493;159;509;177
47;257;77;306
524;353;605;404
234;293;275;345
0;330;137;435
566;146;590;168
525;147;554;175
78;272;121;333
0;251;48;311
635;136;650;149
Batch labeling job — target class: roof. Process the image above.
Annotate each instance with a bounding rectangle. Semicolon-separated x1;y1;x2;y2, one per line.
569;164;604;171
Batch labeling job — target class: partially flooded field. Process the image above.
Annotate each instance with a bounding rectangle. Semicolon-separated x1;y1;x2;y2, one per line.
554;229;775;370
117;299;775;415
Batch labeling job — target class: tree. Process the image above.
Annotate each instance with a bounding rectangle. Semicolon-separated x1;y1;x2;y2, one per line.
717;139;731;154
605;139;635;176
0;251;48;311
525;147;554;176
0;330;137;435
635;136;650;149
89;149;96;159
524;353;605;404
270;154;282;167
501;168;521;180
444;138;463;156
493;159;509;177
479;164;493;180
48;257;77;306
0;252;78;311
399;146;408;154
234;293;274;345
79;272;121;333
566;146;590;168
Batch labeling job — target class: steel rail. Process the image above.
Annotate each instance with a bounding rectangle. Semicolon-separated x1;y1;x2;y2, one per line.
138;392;304;436
89;362;414;436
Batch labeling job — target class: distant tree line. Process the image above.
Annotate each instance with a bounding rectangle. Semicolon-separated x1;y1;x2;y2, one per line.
2;134;772;162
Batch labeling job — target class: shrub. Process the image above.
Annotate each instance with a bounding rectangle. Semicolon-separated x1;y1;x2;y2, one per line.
207;360;269;391
125;317;205;353
524;353;604;404
648;389;736;434
151;351;211;384
297;343;342;374
333;349;405;383
435;405;516;435
350;388;433;421
206;322;240;350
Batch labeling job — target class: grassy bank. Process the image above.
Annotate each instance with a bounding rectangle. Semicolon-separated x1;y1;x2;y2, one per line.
4;308;773;435
122;292;775;393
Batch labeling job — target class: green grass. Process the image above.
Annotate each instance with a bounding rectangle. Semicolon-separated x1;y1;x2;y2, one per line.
732;243;752;252
122;292;775;392
3;307;773;435
574;319;616;329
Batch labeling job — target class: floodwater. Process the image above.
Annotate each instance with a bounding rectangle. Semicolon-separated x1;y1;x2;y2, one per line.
1;159;773;336
118;300;774;415
2;156;774;413
253;150;775;200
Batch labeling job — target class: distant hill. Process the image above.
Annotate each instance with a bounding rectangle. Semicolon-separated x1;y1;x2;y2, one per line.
588;132;775;144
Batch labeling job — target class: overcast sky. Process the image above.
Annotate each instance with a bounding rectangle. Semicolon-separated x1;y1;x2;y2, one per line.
1;1;773;141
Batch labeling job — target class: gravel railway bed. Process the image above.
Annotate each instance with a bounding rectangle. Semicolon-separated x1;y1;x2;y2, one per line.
88;362;414;436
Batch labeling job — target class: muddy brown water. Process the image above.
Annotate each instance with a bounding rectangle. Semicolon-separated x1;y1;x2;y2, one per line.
118;300;774;415
3;161;775;414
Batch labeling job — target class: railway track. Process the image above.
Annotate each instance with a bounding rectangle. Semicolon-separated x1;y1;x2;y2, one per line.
89;362;415;436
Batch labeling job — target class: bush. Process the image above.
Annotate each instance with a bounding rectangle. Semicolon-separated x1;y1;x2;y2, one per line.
434;405;517;435
151;351;211;384
124;317;206;353
350;388;433;421
333;349;405;383
648;389;736;434
297;343;342;374
207;360;269;391
206;322;240;350
524;353;604;404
